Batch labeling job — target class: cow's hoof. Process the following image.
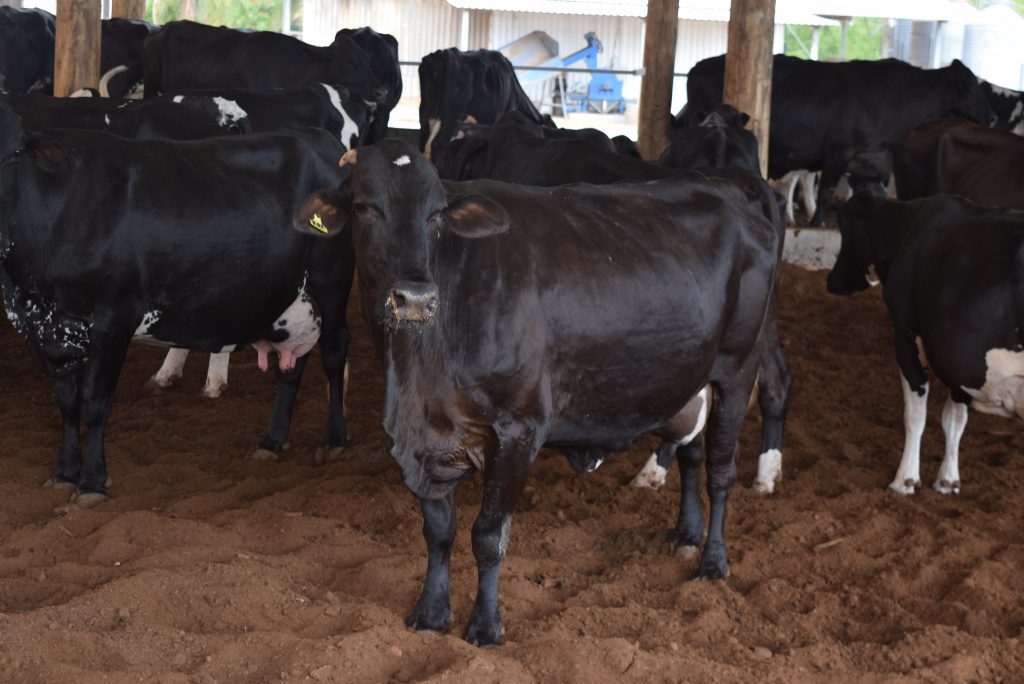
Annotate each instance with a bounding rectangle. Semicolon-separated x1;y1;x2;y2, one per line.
674;544;700;561
202;384;226;399
464;614;503;648
71;491;109;508
146;375;179;392
888;478;919;495
694;545;729;580
43;476;76;490
751;478;776;494
313;446;346;465
933;479;961;495
249;448;280;462
405;604;451;634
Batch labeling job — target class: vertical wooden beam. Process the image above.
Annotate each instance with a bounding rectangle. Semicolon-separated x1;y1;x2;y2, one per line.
179;0;195;21
54;0;102;97
723;0;776;179
637;0;678;161
110;0;145;19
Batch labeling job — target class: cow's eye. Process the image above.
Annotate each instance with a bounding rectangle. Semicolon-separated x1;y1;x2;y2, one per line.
352;202;375;216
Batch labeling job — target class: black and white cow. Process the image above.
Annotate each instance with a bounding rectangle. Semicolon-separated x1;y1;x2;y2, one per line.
827;192;1024;495
978;80;1024;135
142;20;397;141
1;92;251;139
161;84;368;149
418;48;544;167
0;99;355;506
293;140;781;645
0;7;55;94
684;55;995;225
439;126;792;495
100;18;159;98
332;26;401;143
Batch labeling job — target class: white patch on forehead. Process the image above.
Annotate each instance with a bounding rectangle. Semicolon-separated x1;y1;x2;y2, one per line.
393;154;411;167
630;452;667;489
962;347;1024;419
173;95;184;103
212;97;247;126
320;84;360;150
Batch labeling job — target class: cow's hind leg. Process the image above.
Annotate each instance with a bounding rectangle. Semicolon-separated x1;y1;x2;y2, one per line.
251;354;310;461
45;367;85;489
202;352;230;398
751;307;792;494
464;420;540;647
670;435;705;558
313;319;352;465
407;490;457;633
698;357;759;580
74;327;134;506
934;396;967;495
150;348;188;389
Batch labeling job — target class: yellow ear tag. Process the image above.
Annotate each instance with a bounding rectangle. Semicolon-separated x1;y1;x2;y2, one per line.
309;213;328;234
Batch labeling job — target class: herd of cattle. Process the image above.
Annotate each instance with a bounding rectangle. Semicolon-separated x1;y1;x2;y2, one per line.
2;6;1024;647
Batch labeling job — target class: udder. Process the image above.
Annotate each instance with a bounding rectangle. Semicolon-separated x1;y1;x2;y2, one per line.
252;287;321;373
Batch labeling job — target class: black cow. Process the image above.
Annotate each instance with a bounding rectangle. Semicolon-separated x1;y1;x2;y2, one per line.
293;139;781;645
418;48;544;166
99;18;159;98
827;192;1024;495
892;118;1024;209
0;100;355;506
163;85;369;149
441;129;791;496
978;80;1024;135
1;92;251;139
660;105;760;174
0;10;155;97
685;55;994;224
0;7;55;94
142;20;396;141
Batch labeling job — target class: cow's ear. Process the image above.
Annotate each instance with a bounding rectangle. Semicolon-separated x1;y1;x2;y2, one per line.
446;194;510;238
293;189;349;238
24;135;77;173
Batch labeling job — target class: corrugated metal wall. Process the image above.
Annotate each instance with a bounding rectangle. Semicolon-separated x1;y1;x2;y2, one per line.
302;0;782;108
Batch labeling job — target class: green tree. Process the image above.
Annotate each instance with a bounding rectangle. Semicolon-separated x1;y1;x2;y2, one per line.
784;17;886;61
146;0;291;32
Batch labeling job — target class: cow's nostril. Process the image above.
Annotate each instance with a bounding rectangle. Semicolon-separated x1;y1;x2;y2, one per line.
390;290;407;311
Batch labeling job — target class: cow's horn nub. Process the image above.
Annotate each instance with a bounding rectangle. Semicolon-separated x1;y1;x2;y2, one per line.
339;149;359;168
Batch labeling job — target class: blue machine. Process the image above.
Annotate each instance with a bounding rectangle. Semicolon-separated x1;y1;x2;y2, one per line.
560;33;626;114
498;31;627;115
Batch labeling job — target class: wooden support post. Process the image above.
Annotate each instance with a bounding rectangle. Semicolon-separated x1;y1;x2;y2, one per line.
111;0;145;19
723;0;776;179
637;0;679;161
54;0;102;97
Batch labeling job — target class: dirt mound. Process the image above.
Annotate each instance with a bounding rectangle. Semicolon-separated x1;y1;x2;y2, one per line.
1;264;1022;682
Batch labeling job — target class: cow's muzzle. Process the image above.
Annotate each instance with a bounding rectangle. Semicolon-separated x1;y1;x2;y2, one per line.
387;280;439;323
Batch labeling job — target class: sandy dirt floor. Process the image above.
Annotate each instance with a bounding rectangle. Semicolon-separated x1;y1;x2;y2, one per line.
1;264;1023;683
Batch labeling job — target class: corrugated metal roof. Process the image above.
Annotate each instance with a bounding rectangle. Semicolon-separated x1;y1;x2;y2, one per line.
447;0;983;25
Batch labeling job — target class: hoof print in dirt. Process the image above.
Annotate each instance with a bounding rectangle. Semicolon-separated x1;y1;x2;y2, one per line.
313;445;346;465
249;448;281;462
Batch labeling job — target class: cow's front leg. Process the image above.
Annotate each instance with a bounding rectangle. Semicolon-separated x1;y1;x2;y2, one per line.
74;327;133;506
670;436;704;556
465;422;538;647
406;490;456;633
314;319;352;464
46;367;85;489
252;354;310;460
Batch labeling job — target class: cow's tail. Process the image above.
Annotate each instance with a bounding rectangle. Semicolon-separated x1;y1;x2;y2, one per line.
98;65;129;98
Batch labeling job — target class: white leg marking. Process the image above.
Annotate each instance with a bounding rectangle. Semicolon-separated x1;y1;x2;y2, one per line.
752;449;783;494
203;352;231;399
891;376;928;495
423;118;441;159
934;397;967;495
152;348;189;388
630;452;668;490
799;170;818;222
